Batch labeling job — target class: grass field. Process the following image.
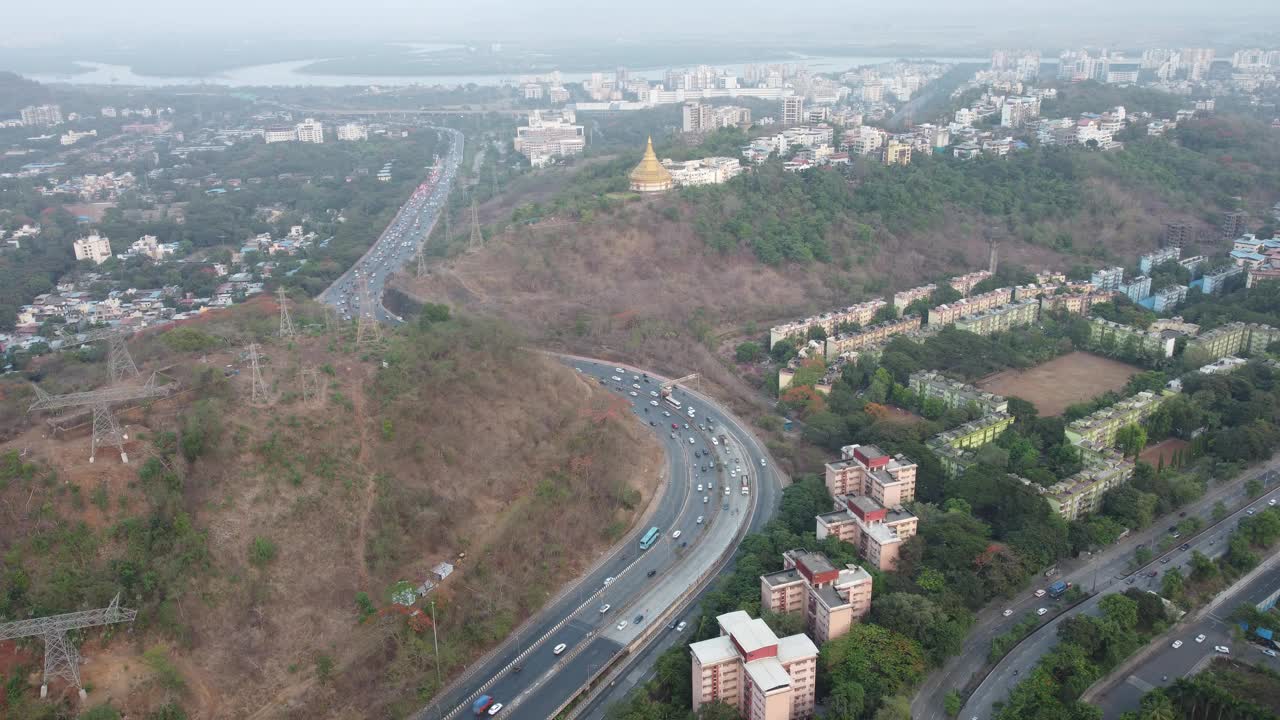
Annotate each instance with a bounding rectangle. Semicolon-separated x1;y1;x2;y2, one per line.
976;351;1140;417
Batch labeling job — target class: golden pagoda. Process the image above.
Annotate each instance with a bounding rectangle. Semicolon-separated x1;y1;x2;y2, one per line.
629;136;674;193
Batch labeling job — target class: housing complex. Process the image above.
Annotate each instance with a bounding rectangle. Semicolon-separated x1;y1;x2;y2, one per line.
690;611;819;720
760;549;873;643
816;445;919;571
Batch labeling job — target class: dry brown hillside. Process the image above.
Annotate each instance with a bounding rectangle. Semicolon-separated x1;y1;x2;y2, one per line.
0;298;661;719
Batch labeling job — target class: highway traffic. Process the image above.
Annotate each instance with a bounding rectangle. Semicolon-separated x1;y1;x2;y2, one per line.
318;126;464;322
962;474;1280;720
413;357;780;720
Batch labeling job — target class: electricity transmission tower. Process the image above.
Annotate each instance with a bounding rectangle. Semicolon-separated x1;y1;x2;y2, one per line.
416;243;428;278
0;593;137;700
247;343;269;404
277;286;296;338
63;328;139;385
469;199;483;251
323;305;338;336
355;276;381;347
29;374;173;463
299;366;323;407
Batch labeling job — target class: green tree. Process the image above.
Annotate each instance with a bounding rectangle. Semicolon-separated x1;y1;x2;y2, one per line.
827;681;866;720
1188;551;1217;583
1161;567;1185;601
873;695;913;720
735;341;763;363
944;690;964;718
820;624;926;710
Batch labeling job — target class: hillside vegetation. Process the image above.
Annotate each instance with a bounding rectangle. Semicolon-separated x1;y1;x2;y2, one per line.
0;299;662;719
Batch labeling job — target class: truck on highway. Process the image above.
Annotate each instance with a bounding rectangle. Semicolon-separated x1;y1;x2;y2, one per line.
1047;580;1071;598
472;695;494;715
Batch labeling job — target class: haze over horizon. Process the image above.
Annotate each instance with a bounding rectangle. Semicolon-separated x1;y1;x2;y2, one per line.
6;0;1280;50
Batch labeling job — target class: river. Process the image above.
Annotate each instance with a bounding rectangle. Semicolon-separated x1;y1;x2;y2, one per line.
23;53;988;89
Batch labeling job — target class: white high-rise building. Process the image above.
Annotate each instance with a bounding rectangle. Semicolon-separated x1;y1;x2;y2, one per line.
21;104;63;127
74;234;113;265
336;123;369;141
780;96;805;126
295;118;325;144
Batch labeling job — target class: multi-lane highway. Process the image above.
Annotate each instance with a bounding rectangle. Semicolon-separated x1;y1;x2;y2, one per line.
913;461;1280;720
962;477;1280;720
318;126;463;322
1089;556;1280;718
412;358;780;720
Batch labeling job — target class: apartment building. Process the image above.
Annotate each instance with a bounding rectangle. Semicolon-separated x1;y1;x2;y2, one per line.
1089;317;1181;359
817;495;919;572
824;444;917;505
21;104;63;127
1090;266;1125;292
690;611;819;720
73;234;113;265
1139;246;1181;274
1119;275;1152;303
823;315;922;359
1044;449;1135;521
932;412;1015;452
1163;222;1194;249
335;123;369;141
842;126;886;156
893;284;936;310
1000;96;1041;128
954;298;1040;335
1065;390;1175;448
909;370;1009;415
683;102;752;133
514;109;587;167
769;298;886;348
295;118;324;144
1200;265;1243;294
882;141;912;166
1186;322;1280;362
263;126;297;144
949;270;992;296
927;287;1013;327
760;550;873;643
1150;284;1189;313
1039;290;1110;316
781;96;805;126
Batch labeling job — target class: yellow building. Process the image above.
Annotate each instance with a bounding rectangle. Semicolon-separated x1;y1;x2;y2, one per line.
883;141;912;166
1064;390;1174;448
629;136;674;192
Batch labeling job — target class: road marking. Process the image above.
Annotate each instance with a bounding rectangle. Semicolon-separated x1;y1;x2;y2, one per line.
1126;675;1155;692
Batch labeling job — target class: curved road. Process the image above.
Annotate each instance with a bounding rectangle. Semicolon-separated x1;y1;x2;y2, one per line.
961;469;1280;720
412;358;780;720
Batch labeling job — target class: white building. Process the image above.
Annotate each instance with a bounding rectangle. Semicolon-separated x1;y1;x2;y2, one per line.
74;234;113;265
21;104;63;127
263;127;297;144
780;96;805;126
295;118;324;144
129;235;176;261
514;109;586;167
660;157;744;186
1000;96;1041;128
335;123;369;141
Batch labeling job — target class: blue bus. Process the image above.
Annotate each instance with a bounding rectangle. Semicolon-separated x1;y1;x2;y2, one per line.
639;527;660;550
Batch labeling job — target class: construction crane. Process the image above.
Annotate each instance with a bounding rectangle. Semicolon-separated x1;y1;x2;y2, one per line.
58;327;140;385
0;593;137;700
29;373;174;463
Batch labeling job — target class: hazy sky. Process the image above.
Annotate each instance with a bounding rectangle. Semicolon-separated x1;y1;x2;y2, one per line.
6;0;1280;47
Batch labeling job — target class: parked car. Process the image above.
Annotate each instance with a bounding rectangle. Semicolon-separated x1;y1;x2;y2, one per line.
553;643;567;655
1037;608;1048;616
1002;609;1013;617
1195;634;1206;643
1215;645;1231;654
1172;640;1183;649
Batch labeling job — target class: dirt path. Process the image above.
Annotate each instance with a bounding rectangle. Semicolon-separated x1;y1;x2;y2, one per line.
172;654;221;719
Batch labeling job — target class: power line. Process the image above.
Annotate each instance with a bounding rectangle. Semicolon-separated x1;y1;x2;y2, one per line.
29;373;173;463
248;343;269;405
469;199;483;251
356;276;381;347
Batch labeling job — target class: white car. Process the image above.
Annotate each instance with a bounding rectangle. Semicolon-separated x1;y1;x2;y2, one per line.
614;368;624;374
1002;609;1013;617
741;486;748;495
676;621;687;632
611;376;621;382
599;604;611;614
703;496;709;503
712;438;719;445
663;411;671;417
689;437;695;444
696;516;704;524
697;484;703;492
1034;589;1047;598
1271;499;1277;506
672;530;682;539
616;621;628;631
1195;634;1206;643
604;577;615;586
650;400;659;406
553;643;567;655
725;487;730;495
488;703;503;716
1037;608;1048;616
630;391;638;397
1172;640;1183;649
1215;645;1231;654
761;458;767;467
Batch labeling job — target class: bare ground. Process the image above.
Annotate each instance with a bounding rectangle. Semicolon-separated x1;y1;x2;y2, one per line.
976;351;1141;416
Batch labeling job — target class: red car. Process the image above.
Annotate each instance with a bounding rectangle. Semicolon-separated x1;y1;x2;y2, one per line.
672;423;679;429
